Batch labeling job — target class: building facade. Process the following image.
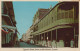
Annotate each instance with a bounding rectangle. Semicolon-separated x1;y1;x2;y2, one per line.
32;8;50;32
21;33;26;42
1;2;18;47
30;2;79;48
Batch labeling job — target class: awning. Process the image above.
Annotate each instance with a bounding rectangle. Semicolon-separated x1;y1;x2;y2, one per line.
2;25;20;35
1;28;9;34
1;25;17;34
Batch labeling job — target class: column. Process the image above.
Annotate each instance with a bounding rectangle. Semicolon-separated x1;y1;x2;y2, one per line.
6;34;7;43
73;5;75;47
56;29;57;48
44;33;45;40
74;27;75;47
39;35;40;41
47;32;48;41
44;33;45;46
41;34;42;45
51;31;52;47
47;32;48;47
39;34;40;45
51;31;52;41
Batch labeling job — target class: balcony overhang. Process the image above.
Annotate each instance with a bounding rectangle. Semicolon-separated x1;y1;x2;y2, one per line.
2;25;17;30
31;18;78;35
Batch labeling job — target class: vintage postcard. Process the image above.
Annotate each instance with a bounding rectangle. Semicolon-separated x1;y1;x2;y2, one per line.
0;0;80;51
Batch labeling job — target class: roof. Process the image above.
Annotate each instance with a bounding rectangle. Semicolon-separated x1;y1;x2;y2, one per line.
38;8;50;19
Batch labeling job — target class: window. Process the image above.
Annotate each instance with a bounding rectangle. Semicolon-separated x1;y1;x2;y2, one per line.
3;3;8;14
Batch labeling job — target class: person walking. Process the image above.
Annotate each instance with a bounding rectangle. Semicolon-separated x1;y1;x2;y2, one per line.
70;39;74;48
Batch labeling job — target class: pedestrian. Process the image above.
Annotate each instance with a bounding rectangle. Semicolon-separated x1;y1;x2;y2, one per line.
32;40;34;44
70;39;74;48
30;39;33;44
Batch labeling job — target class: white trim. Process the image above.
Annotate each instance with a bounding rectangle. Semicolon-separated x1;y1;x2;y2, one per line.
2;14;9;17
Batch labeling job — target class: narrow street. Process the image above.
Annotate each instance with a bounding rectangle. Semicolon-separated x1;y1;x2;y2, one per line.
1;2;79;48
18;42;45;48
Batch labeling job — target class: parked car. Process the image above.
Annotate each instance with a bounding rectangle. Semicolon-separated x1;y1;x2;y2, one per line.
26;40;30;44
20;39;23;42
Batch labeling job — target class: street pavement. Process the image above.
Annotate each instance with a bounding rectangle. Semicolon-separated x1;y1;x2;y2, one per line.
18;42;46;48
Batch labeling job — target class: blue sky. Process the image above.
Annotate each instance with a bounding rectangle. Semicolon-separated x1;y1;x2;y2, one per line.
13;1;58;39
